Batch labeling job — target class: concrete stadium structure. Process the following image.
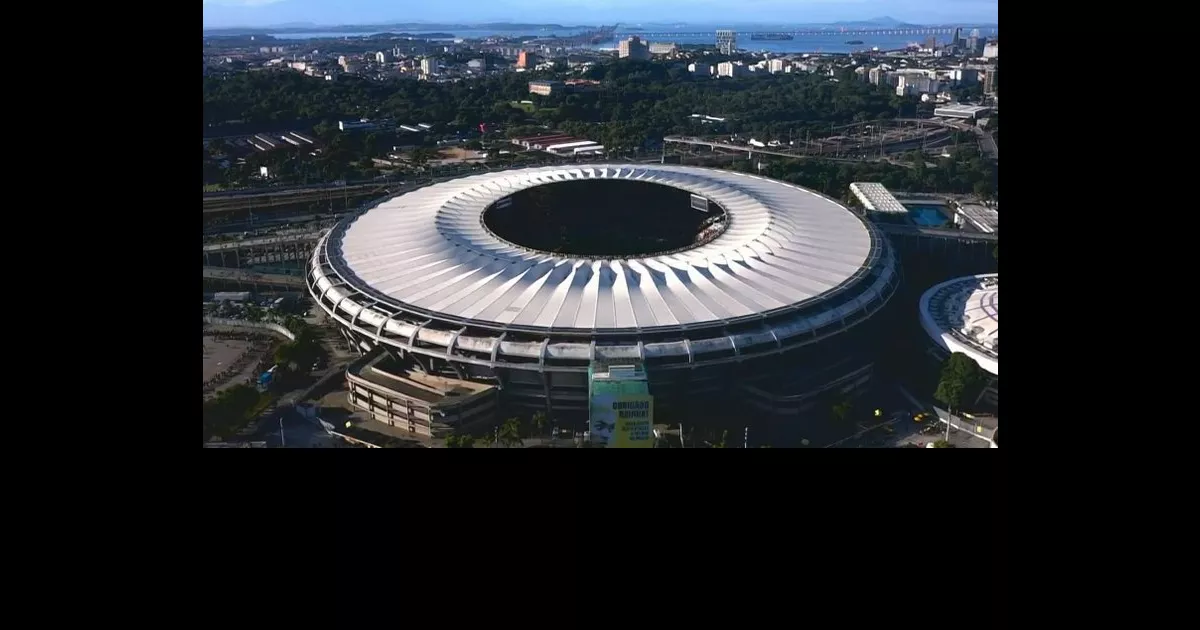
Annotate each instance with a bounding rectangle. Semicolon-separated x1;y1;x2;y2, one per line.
307;164;900;423
919;273;998;405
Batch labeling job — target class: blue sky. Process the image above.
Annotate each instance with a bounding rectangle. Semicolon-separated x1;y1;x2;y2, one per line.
202;0;999;29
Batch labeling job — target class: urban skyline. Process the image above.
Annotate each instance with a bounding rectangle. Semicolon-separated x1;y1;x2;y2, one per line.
202;0;999;29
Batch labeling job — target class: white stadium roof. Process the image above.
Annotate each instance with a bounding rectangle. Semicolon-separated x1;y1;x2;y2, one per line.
849;182;908;214
918;274;998;376
320;164;876;332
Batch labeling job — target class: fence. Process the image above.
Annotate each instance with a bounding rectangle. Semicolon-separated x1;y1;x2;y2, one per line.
203;317;296;341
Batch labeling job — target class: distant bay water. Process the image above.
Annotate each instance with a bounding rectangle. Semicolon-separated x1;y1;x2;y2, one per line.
267;26;998;55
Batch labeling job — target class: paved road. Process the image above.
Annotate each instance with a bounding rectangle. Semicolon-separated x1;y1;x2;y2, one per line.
203;231;326;253
973;126;998;159
203;266;306;288
663;136;913;166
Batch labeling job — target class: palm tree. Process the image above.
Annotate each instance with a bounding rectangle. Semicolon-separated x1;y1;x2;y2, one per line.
532;412;548;439
497;417;524;448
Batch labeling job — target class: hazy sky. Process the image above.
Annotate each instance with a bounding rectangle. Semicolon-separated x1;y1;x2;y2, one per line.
202;0;999;29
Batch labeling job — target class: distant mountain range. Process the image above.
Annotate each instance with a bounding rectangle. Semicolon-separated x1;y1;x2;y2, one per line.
202;18;996;36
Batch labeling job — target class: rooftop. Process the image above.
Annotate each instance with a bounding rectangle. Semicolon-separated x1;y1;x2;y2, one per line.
349;354;495;407
918;274;998;376
324;164;877;332
849;182;908;214
933;104;991;115
955;203;998;234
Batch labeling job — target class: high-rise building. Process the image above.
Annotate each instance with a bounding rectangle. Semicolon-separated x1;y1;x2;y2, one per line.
983;41;999;59
868;67;886;85
716;30;737;55
768;58;789;74
618;36;650;60
716;61;745;78
420;57;440;75
517;50;539;68
375;51;392;64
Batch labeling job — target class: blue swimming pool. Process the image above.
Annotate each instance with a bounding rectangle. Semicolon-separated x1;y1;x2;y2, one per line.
906;205;949;228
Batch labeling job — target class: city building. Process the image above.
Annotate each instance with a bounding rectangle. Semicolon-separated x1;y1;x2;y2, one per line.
983;41;998;59
688;62;712;76
375;50;392;64
716;29;737;55
933;104;992;120
517;50;539;68
544;140;604;156
868;67;886;86
918;274;998;406
307;164;898;423
717;61;746;78
467;58;487;71
983;69;997;94
768;58;789;74
618;36;650;60
951;68;979;85
420;57;440;76
345;351;499;438
528;80;563;96
648;42;678;56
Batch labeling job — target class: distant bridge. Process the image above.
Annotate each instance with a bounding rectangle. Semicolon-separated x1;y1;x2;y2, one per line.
613;27;963;40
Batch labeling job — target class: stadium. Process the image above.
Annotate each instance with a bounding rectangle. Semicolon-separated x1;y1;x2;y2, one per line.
919;273;999;406
307;164;900;433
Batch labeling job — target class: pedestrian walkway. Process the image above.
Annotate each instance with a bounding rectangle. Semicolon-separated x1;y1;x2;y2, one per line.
896;385;997;448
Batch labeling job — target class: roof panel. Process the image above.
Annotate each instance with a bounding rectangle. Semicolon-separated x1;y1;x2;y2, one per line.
333;164;874;331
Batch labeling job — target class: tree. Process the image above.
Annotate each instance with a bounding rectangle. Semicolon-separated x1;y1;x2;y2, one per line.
497;417;524;448
934;352;983;441
531;411;548;438
446;434;475;448
932;440;955;448
831;398;853;424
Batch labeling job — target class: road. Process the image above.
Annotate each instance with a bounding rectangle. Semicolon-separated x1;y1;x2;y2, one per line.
203;231;326;253
663;136;913;166
973;126;998;159
203;266;307;288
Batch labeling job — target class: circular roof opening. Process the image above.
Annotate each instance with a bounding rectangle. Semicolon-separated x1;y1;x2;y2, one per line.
481;179;728;258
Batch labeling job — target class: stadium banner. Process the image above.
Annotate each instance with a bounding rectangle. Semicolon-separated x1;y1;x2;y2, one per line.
589;374;650;446
610;395;655;448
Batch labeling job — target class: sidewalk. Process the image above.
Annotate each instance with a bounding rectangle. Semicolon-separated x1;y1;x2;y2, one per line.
896;385;998;448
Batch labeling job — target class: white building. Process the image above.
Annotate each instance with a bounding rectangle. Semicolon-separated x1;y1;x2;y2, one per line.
618;36;650;60
375;51;392;64
768;58;789;74
648;42;678;55
983;42;998;59
688;62;712;76
933;104;992;120
420;57;440;75
717;61;746;78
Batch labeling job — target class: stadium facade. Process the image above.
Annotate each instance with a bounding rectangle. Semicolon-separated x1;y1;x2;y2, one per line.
919;273;998;406
307;164;900;430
